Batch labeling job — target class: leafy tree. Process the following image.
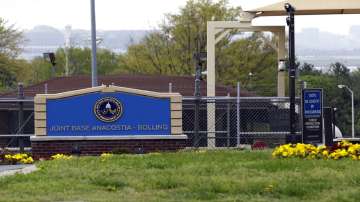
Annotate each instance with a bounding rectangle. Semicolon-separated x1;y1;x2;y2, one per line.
0;18;23;58
0;18;26;91
329;62;350;84
55;47;92;76
118;0;281;96
217;33;278;96
40;47;122;77
299;62;321;75
300;63;355;136
119;0;241;75
22;47;121;85
27;56;52;83
0;54;17;90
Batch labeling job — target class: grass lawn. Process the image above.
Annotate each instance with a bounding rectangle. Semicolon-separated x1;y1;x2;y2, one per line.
0;150;360;202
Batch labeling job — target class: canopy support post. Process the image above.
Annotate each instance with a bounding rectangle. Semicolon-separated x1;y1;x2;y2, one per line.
285;3;297;143
206;21;286;148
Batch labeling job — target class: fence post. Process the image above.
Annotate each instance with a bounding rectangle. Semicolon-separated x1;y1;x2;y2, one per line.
227;93;231;147
194;66;202;148
300;80;306;143
17;83;25;152
237;82;241;146
44;83;48;94
168;83;172;93
194;98;200;147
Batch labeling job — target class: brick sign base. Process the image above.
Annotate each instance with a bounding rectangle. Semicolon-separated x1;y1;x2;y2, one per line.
31;136;187;159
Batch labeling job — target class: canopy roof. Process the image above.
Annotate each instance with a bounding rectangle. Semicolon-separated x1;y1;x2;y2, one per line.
247;0;360;17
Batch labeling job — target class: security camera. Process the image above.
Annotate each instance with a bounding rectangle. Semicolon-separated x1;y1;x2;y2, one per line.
284;3;295;13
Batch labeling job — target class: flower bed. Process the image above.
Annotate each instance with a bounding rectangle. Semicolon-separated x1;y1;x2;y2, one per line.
1;153;34;164
272;141;360;160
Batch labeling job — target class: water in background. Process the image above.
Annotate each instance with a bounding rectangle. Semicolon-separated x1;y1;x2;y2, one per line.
298;55;360;71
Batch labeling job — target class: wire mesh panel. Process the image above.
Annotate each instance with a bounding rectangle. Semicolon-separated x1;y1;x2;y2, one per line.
183;97;301;148
0;99;34;148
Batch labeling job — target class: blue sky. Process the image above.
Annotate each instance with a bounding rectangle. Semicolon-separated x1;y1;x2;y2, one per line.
0;0;359;35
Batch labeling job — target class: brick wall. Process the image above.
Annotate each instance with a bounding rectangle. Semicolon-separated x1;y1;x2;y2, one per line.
31;139;187;159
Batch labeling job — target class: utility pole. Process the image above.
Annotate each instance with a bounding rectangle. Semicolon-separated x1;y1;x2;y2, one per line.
285;3;297;143
90;0;98;87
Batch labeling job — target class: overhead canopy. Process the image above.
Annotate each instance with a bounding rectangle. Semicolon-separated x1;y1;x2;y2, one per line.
247;0;360;17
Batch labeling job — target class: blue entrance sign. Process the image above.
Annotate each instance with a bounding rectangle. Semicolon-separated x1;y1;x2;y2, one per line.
302;89;323;144
46;92;171;136
303;90;322;118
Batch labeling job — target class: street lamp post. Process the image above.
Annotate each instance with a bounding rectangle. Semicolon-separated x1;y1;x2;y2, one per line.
338;85;355;138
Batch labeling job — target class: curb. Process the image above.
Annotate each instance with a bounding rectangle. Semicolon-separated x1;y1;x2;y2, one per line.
0;165;37;177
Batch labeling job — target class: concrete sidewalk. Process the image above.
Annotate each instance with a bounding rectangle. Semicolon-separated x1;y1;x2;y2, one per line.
0;164;37;177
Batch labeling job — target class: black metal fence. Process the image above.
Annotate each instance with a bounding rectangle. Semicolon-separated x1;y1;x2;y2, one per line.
0;98;34;150
183;96;301;148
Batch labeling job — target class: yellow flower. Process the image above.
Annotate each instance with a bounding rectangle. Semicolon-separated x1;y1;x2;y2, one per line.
282;152;289;157
348;144;360;155
19;157;34;164
51;154;72;160
3;153;33;164
272;142;360;160
339;140;352;148
339;149;348;157
318;145;326;150
100;153;113;158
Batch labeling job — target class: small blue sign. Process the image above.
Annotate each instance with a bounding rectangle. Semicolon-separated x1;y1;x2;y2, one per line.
302;89;323;144
46;92;171;136
303;90;322;118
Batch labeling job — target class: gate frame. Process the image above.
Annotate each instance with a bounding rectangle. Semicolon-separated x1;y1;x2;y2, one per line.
206;21;286;147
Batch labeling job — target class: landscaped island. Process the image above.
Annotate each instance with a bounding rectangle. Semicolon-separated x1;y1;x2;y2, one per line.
0;150;359;201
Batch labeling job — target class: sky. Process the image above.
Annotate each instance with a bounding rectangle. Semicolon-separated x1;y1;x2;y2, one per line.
0;0;359;35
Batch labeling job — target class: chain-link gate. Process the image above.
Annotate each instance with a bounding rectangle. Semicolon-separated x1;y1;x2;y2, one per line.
183;96;301;148
0;98;34;151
